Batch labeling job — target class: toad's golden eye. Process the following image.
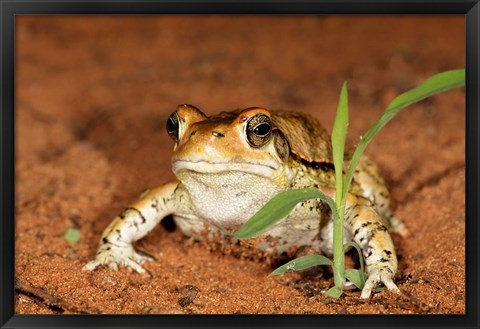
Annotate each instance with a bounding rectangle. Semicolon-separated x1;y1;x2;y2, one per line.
166;111;180;142
245;114;272;147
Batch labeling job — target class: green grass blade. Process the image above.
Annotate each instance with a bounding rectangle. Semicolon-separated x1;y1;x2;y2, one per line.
343;241;366;281
269;255;333;276
330;82;349;291
345;269;365;289
343;69;465;199
331;82;349;203
324;286;343;298
232;188;336;239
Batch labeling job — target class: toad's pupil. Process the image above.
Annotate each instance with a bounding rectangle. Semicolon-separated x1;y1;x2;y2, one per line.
167;118;176;134
167;114;179;141
253;123;271;136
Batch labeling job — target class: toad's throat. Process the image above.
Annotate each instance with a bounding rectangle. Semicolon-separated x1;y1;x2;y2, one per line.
172;160;281;179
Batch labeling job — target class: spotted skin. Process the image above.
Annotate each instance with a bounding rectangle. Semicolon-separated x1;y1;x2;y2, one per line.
348;154;407;236
343;194;399;298
83;183;178;273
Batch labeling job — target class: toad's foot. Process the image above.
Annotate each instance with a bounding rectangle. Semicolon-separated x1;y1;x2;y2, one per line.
388;214;409;238
360;266;400;299
83;243;154;274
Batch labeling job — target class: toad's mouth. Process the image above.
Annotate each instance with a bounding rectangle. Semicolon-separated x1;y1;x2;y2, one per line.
172;160;282;179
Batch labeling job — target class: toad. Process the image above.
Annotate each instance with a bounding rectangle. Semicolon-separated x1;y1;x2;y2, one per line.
84;104;405;298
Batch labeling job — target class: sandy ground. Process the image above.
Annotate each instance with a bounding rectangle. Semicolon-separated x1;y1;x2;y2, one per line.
15;15;465;314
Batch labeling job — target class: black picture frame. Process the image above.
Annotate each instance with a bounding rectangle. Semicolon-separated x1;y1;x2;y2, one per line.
1;1;479;328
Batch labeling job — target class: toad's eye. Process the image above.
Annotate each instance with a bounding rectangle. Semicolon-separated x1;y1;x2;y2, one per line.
245;114;272;147
166;111;180;142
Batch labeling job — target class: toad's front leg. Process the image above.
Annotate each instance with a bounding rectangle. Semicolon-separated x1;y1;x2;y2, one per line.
344;195;400;299
83;182;182;273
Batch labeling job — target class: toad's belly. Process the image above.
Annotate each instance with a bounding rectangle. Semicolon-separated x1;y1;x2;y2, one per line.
172;197;330;255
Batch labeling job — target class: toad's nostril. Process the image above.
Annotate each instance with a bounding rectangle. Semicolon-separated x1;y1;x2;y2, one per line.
212;131;225;138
